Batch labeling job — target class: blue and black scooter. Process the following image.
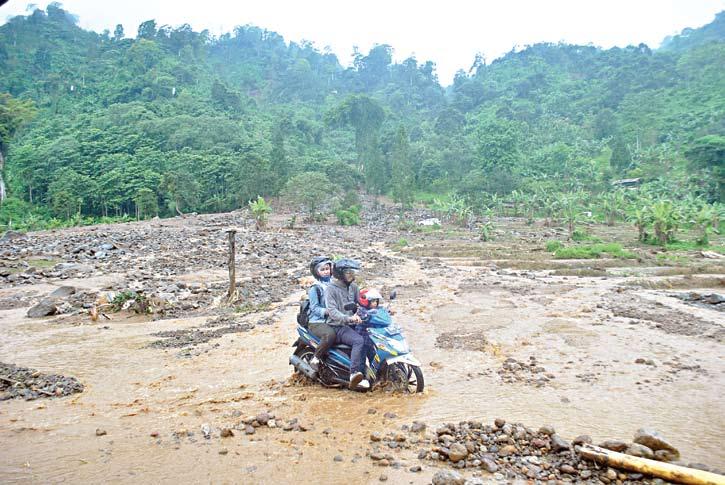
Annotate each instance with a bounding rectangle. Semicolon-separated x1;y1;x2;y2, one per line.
289;292;424;393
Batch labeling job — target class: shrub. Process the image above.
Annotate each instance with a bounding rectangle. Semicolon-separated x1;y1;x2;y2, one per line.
545;240;564;252
336;205;360;226
249;196;271;230
554;243;635;259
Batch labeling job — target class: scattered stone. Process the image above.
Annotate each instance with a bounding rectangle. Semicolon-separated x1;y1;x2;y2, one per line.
95;428;107;436
432;470;465;485
550;434;570;452
333;455;343;462
411;421;426;433
626;443;655;459
448;442;468;463
539;425;555;436
572;434;592;446
409;465;422;472
370;431;382;442
245;425;255;435
201;423;211;439
633;428;680;458
599;439;628;452
378;474;388;482
218;448;228;455
220;428;234;438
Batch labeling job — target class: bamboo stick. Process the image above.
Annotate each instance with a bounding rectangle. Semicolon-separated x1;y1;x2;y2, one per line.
579;444;725;485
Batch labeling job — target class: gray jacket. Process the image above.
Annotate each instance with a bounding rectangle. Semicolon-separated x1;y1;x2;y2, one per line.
324;278;359;326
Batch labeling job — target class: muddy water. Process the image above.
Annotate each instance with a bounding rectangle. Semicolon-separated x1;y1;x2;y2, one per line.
1;242;724;483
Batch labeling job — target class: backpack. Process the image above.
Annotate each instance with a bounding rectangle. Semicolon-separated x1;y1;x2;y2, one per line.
296;285;323;327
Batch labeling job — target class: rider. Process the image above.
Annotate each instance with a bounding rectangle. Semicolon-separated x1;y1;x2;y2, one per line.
307;256;335;372
325;258;370;390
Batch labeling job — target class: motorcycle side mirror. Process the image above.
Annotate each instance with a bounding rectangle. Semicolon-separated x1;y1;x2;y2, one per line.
344;302;358;312
389;290;397;301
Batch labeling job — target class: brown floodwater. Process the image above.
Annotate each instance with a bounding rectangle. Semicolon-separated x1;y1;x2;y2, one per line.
1;244;724;483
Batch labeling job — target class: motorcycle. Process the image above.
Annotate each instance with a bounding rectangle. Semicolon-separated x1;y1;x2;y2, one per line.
289;292;424;393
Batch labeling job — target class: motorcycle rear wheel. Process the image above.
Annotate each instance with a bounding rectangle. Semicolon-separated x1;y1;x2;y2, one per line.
385;363;424;393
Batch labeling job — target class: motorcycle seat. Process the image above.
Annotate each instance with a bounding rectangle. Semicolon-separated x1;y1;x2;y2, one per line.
332;344;351;351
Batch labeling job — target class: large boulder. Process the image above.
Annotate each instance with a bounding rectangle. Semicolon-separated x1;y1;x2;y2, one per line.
0;230;27;242
48;286;76;299
633;429;680;458
27;299;58;318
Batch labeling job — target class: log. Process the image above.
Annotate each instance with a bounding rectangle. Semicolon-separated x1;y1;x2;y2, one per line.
579;444;725;485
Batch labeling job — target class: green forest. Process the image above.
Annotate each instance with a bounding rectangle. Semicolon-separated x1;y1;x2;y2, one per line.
0;4;723;245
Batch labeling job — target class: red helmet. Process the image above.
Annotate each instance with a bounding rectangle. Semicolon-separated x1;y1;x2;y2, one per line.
358;288;383;308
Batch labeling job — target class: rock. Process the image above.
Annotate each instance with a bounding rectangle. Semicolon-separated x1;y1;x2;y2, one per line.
626;443;655;459
560;464;576;475
579;469;592;479
654;449;678;462
220;428;234;438
1;230;26;241
201;423;211;439
481;457;499;473
606;468;618;480
255;412;271;425
378;474;388;482
432;470;465;485
218;448;228;455
464;479;484;485
370;431;383;442
409;465;422;472
705;293;724;304
538;425;555;436
531;438;548;448
333;455;343;462
501;423;513;435
494;418;506;428
267;419;276;428
27;299;58;318
448;443;468;463
48;286;76;298
572;434;592;445
150;431;159;438
633;428;680;458
497;444;517;456
367;408;377;414
95;428;107;436
245;425;255;435
599;439;628;452
383;412;397;419
411;421;426;433
550;434;570;452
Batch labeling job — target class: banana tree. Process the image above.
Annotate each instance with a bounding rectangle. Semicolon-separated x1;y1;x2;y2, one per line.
650;200;680;245
559;193;581;240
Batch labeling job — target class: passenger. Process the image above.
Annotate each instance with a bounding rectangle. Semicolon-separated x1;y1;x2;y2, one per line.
325;258;370;390
306;257;335;372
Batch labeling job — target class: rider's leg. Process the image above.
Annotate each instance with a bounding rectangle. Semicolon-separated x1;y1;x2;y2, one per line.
308;322;336;360
335;326;368;389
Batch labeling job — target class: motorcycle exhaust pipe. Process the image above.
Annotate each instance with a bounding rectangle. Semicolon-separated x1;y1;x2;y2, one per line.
289;355;317;380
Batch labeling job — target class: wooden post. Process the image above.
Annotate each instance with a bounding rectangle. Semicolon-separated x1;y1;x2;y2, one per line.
226;229;237;301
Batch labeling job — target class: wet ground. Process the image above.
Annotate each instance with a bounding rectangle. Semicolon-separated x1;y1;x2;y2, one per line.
1;208;724;483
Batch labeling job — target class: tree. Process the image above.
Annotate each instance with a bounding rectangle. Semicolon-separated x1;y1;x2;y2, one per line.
325;95;385;193
390;126;414;211
476;118;521;172
134;188;158;219
686;135;725;203
609;136;631;173
282;172;333;218
161;171;199;215
0;94;37;202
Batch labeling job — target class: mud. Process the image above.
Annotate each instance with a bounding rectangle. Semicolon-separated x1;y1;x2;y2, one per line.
1;201;724;483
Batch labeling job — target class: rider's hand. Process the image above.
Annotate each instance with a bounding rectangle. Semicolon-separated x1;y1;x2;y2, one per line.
350;315;362;324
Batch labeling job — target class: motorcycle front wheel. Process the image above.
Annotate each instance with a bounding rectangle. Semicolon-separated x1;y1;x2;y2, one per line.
385;362;424;393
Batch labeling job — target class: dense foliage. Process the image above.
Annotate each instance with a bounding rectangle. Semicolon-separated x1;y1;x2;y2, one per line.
0;5;723;234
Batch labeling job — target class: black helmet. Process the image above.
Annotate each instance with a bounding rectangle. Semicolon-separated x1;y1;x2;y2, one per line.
310;256;332;280
332;258;361;280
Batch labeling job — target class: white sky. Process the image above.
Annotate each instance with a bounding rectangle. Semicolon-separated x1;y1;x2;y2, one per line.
2;0;724;85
